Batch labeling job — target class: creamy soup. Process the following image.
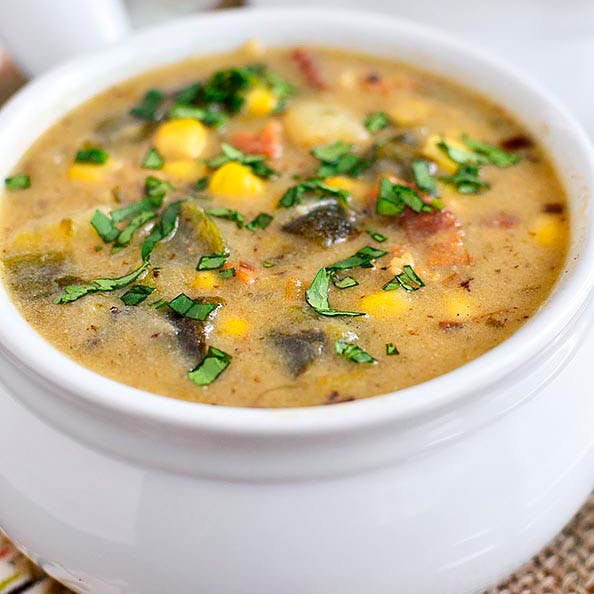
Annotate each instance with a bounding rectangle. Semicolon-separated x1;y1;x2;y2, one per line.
0;44;569;407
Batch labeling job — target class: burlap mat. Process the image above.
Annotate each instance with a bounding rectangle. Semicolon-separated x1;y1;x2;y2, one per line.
0;492;592;593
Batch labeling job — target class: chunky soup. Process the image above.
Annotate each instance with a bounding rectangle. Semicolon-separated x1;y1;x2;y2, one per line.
0;44;569;407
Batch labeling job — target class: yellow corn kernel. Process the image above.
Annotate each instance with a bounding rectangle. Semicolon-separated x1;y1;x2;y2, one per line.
68;161;110;182
388;97;431;127
421;134;465;174
10;218;74;251
243;86;277;118
154;118;207;160
530;213;565;248
218;316;249;337
444;292;473;320
359;291;409;319
208;162;264;199
161;159;206;182
191;271;218;290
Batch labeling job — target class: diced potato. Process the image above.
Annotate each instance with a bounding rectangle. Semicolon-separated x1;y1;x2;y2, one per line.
530;213;565;248
243;86;278;118
191;271;218;290
208;162;264;200
444;291;473;320
388;95;431;126
284;100;370;148
162;159;207;182
154;118;208;160
359;291;409;318
421;134;465;174
218;316;249;337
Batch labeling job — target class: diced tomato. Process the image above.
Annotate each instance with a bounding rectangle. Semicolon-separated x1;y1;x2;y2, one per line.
236;262;257;285
402;209;458;239
291;49;328;91
232;121;283;159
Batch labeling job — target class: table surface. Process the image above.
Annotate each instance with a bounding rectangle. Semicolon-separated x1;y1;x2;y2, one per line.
0;29;592;593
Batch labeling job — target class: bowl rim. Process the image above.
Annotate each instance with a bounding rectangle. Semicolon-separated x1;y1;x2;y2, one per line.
0;5;593;437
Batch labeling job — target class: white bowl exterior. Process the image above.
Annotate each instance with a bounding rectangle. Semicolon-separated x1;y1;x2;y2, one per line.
0;7;593;594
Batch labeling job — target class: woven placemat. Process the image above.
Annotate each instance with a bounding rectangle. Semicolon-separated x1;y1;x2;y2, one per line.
1;492;592;593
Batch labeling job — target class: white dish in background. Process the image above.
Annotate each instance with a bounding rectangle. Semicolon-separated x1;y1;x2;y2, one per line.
0;8;593;594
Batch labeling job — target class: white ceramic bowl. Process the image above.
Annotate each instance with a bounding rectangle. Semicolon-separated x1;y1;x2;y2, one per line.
0;8;593;594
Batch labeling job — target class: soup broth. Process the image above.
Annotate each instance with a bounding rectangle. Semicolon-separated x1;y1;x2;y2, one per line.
0;45;569;407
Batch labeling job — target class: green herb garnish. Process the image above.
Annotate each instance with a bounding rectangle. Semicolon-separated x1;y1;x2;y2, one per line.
463;136;520;167
376;178;438;217
386;342;399;355
207;143;277;179
75;147;109;165
114;210;156;249
440;164;490;194
412;159;438;196
218;267;236;279
141;200;183;259
196;253;229;271
187;346;232;386
130;89;164;121
364;112;391;133
278;179;349;208
335;340;376;364
311;141;371;178
305;267;365;317
327;245;388;271
144;175;173;205
436;140;489;167
383;265;425;292
54;259;150;304
167;104;226;128
142;147;164;170
366;229;387;243
332;275;359;289
91;210;119;243
194;176;209;191
246;212;273;231
168;293;219;321
206;207;244;228
262;260;276;268
121;284;154;306
5;174;30;191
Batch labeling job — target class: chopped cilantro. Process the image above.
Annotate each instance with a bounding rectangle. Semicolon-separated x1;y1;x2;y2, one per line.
386;342;399;356
278;179;349;208
311;141;371;178
187;346;232;386
412;159;438;196
335;340;376;363
364;112;391;133
207;143;277;179
54;259;150;304
327;245;388;271
376;177;439;217
463;136;520;167
440;164;490;194
167;104;226;128
91;210;119;243
168;293;219;321
75;147;109;165
262;260;276;268
194;176;209;191
141;200;183;259
305;267;365;317
218;268;236;279
142;147;164;170
196;253;229;271
110;198;155;223
114;210;156;249
332;275;359;289
206;207;244;228
121;285;154;306
366;229;387;243
130;89;164;121
383;265;425;292
144;175;173;205
5;174;30;191
246;212;273;231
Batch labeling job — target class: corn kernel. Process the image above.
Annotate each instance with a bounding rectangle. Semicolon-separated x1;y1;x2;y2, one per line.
162;159;206;182
421;134;465;174
218;316;249;337
530;213;565;248
360;291;409;318
67;161;110;182
191;272;218;290
243;86;277;118
208;162;264;199
444;292;473;320
154;118;207;160
388;96;431;126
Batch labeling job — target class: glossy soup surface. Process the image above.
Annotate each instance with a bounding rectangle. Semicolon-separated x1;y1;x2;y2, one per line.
0;45;569;407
